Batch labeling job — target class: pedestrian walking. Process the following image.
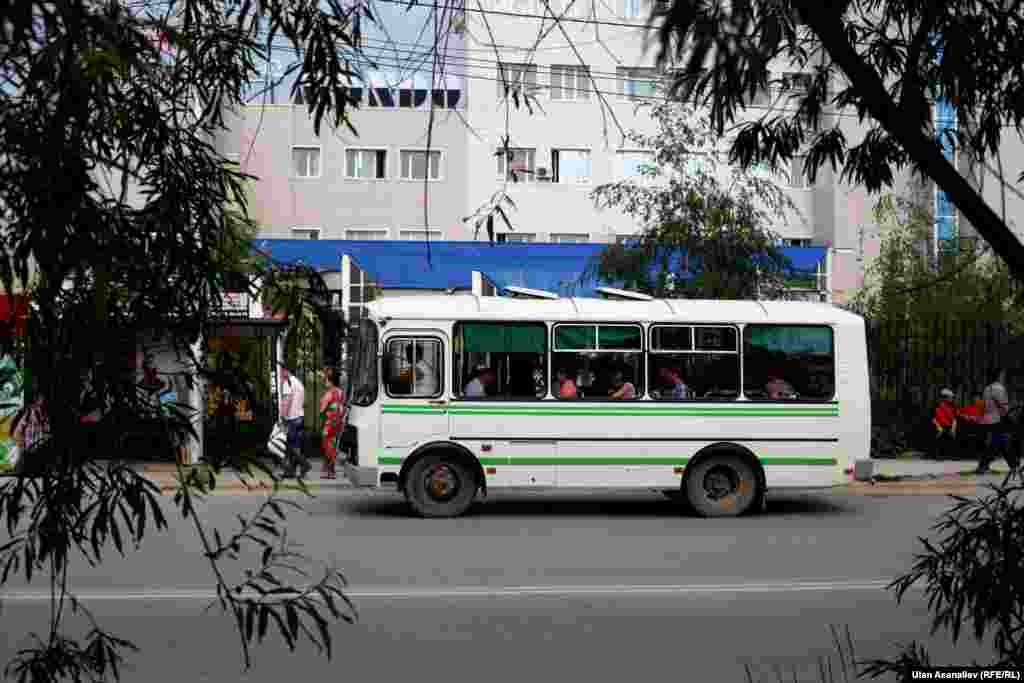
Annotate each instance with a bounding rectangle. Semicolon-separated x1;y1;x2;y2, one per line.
278;365;310;479
318;367;346;479
977;368;1010;474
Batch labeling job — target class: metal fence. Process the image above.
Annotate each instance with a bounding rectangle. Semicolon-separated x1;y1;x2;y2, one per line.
866;316;1023;427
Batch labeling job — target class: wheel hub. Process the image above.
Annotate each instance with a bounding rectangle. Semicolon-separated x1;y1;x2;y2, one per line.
703;466;738;501
425;463;459;502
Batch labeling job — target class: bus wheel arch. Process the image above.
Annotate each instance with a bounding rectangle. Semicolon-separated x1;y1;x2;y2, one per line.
399;442;485;517
683;443;765;517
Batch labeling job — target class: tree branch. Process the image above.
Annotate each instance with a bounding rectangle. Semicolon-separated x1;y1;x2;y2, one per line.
795;1;1024;281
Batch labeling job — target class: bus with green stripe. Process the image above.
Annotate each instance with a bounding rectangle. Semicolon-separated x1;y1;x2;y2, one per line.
340;294;869;518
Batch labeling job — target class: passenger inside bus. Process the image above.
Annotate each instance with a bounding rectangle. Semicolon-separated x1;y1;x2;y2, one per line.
608;369;636;400
654;366;690;400
555;367;577;398
765;369;797;399
463;366;496;398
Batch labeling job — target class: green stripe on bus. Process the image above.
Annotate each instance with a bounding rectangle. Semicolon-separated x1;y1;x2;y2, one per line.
377;456;837;466
382;406;839;417
379;456;507;466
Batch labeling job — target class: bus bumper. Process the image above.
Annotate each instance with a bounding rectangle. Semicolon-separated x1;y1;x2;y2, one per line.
342;463;378;487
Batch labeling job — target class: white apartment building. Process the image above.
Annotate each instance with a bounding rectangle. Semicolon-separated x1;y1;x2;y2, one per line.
220;0;1024;304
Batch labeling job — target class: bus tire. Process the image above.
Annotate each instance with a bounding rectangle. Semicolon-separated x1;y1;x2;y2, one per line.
684;453;760;518
404;452;478;518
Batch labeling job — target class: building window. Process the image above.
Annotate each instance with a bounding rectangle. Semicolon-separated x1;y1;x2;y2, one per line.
366;86;396;108
550;233;590;243
290;227;321;240
648;325;740;401
778;155;811;188
453;322;548;399
621;0;643;19
292;146;321;178
618;67;659;100
498;233;537;243
552;324;644;400
550;65;590;101
781;238;812;247
618;150;655;181
346;229;389;240
399;229;444;240
291;86;313;106
683;153;707;176
781;71;813;95
751;161;773;179
497;63;538;98
742;325;835;401
345;149;387;180
751;76;772;106
551;149;591;184
497;147;536;182
400;150;443;181
398;85;428;109
384;338;444;398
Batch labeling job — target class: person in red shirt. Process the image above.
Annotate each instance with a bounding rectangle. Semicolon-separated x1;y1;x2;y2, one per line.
956;392;987;461
932;388;958;460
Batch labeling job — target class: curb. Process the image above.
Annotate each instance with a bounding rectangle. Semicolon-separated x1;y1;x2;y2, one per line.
841;476;1010;496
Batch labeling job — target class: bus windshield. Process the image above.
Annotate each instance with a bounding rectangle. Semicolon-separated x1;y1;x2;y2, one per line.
347;319;378;406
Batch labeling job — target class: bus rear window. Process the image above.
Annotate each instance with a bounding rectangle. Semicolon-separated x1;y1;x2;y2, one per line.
742;325;835;401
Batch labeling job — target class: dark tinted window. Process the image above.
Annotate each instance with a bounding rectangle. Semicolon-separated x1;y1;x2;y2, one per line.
742;325;835;401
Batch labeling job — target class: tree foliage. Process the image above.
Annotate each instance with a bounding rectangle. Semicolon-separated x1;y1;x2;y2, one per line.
851;193;1024;399
588;99;798;299
0;0;368;679
656;0;1024;279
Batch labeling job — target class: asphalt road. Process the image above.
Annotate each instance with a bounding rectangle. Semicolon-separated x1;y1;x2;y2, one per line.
0;488;1000;681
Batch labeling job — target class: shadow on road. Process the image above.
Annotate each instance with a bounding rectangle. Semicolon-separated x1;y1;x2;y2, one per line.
340;490;851;519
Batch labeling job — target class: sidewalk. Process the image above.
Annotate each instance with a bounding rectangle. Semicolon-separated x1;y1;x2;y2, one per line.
133;460;353;494
843;457;1017;497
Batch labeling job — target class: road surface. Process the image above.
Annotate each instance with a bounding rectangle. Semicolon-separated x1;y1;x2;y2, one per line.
0;488;998;681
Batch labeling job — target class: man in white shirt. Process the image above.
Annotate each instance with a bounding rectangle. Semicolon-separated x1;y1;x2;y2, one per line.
279;365;310;479
978;367;1011;474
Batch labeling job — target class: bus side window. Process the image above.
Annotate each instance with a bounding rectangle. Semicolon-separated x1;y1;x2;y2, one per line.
384;338;443;398
649;325;739;400
453;322;548;400
742;325;835;401
552;324;643;400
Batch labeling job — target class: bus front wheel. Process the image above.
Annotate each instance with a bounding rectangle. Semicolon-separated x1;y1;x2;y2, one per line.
684;453;760;518
404;453;478;518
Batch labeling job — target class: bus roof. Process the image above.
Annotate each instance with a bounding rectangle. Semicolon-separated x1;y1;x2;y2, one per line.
364;295;864;326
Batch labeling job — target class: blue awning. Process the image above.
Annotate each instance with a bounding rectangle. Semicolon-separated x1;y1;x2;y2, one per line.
252;240;827;296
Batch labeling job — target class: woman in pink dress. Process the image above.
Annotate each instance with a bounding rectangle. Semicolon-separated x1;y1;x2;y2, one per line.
318;367;346;479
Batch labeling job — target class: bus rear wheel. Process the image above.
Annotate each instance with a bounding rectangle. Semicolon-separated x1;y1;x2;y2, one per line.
404;453;478;518
684;453;760;518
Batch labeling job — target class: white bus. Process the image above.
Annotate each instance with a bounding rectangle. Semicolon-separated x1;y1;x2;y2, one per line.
341;295;870;518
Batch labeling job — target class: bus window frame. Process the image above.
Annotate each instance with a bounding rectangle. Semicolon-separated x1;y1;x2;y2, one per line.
648;323;741;402
551;322;645;401
382;335;445;400
740;323;837;403
451;320;550;401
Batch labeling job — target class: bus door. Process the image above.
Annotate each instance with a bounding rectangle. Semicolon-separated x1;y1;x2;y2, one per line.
379;333;450;458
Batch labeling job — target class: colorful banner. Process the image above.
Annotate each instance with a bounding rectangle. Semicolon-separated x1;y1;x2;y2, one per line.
0;354;24;467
